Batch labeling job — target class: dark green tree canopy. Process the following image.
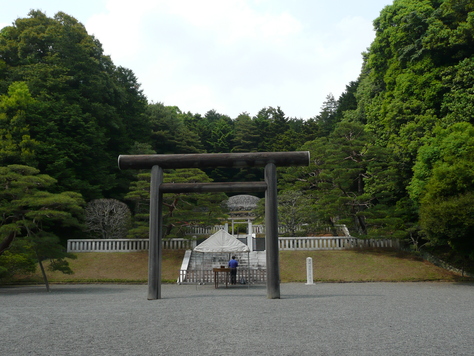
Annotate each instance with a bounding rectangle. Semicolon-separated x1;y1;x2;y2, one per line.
0;10;149;200
147;103;202;154
345;0;474;259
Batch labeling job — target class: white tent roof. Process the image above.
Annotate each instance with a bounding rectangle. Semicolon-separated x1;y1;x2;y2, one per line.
194;229;250;253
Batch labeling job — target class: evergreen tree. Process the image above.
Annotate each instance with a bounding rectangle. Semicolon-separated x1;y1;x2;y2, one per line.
0;11;148;200
315;94;338;137
147;103;202;154
281;121;375;235
253;106;290;151
336;81;359;121
0;165;84;290
232;112;260;153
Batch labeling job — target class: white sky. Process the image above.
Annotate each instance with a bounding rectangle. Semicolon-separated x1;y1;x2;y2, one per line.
1;0;392;120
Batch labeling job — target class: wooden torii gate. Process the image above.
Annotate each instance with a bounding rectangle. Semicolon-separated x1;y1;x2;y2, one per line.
118;151;310;299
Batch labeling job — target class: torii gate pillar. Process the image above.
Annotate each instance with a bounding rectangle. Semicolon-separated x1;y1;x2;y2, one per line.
265;163;280;298
148;165;163;300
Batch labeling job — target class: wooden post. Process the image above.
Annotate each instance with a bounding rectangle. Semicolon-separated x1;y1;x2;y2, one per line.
148;165;163;300
265;163;280;299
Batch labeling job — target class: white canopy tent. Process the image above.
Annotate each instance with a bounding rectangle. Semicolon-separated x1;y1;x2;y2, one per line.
194;229;250;253
193;229;250;286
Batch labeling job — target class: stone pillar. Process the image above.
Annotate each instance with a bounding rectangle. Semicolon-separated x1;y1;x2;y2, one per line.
305;257;314;285
247;220;253;252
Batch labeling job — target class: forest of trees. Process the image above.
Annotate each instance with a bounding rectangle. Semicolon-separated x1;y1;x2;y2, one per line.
1;0;474;280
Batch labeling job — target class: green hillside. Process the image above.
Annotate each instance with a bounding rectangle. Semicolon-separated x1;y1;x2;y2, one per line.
8;249;471;285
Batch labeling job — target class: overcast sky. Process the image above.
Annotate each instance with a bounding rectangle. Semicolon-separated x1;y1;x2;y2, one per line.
2;0;392;119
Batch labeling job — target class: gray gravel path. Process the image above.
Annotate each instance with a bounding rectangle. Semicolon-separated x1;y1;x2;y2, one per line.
1;282;473;356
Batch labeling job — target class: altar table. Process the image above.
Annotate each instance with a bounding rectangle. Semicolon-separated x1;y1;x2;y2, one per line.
213;267;231;288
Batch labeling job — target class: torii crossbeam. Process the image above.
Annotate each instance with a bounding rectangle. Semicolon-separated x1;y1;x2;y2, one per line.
118;151;310;299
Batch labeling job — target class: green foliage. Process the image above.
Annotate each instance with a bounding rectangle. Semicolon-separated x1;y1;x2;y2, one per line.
0;10;148;200
423;0;474;64
0;81;39;166
161;169;228;237
206;115;234;153
336;81;359;121
419;192;474;260
408;122;474;258
281;121;375;235
362;0;474;158
441;57;474;125
147;103;202;154
0;242;36;279
313;94;339;137
124;172;152;239
231;113;260;153
0;164;84;284
125;168;228;238
409;122;474;202
346;0;474;260
277;190;315;236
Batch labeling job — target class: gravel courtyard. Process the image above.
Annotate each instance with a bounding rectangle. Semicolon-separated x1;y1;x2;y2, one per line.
2;282;473;356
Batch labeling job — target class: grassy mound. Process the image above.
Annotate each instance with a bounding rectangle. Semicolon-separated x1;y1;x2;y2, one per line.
11;250;183;284
280;249;468;282
7;248;471;285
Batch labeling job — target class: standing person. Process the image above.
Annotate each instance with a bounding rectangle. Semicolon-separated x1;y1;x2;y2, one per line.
228;256;238;285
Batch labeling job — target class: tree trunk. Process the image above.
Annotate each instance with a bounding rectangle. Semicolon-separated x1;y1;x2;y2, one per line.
0;231;16;256
38;259;51;292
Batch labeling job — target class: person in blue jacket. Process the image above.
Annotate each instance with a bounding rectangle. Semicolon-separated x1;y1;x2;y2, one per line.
228;256;238;285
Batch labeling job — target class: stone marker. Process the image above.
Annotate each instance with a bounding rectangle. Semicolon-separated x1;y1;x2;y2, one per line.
305;257;314;285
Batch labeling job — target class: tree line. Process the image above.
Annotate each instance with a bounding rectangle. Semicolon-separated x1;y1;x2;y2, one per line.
1;1;474;282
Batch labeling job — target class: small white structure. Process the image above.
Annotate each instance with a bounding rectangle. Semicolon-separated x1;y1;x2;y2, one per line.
305;257;314;285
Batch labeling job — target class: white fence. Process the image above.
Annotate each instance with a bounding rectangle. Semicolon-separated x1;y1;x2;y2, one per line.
67;238;197;252
184;225;227;235
183;224;349;236
279;237;400;250
67;237;399;252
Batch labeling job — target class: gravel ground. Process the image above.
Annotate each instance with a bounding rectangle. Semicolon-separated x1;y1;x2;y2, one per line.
1;282;473;356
